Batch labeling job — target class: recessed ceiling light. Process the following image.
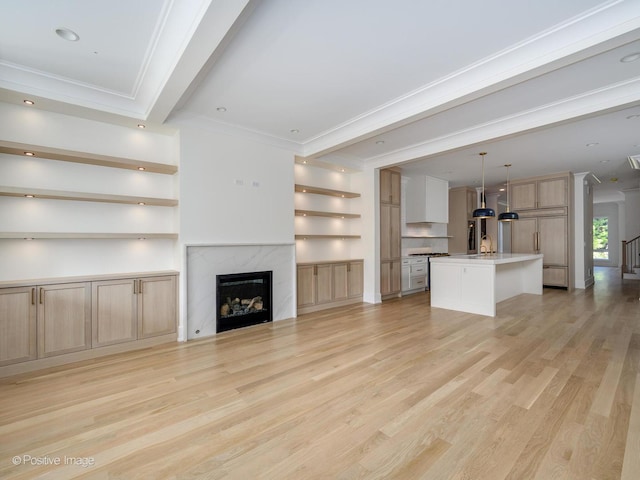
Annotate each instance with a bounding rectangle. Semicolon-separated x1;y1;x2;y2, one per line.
55;28;79;42
137;167;145;171
137;124;146;129
586;143;599;147
376;140;385;145
626;114;640;120
138;202;145;206
340;168;345;172
23;99;34;105
25;194;34;198
24;152;35;156
620;52;640;63
600;159;610;164
216;107;227;112
302;160;307;164
290;129;299;134
499;188;505;192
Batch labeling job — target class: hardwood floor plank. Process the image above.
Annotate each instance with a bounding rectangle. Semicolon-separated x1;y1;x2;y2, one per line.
1;266;639;478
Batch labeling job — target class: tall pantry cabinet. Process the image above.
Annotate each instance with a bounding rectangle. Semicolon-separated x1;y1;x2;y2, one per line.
510;172;573;289
380;168;401;298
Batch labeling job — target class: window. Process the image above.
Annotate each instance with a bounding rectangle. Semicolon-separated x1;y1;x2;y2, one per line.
593;217;608;260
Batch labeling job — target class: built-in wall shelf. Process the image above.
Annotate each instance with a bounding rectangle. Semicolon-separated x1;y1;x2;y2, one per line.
0;140;178;175
0;233;178;240
0;186;178;207
295;184;360;198
402;235;453;238
295;235;361;240
295;209;360;219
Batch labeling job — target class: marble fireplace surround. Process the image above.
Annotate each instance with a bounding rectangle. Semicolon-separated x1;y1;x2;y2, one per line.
186;243;296;339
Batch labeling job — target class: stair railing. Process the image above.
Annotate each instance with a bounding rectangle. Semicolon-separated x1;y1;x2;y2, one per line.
622;234;640;277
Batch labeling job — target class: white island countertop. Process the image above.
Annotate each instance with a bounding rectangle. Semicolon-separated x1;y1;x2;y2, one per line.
429;253;543;316
429;253;543;265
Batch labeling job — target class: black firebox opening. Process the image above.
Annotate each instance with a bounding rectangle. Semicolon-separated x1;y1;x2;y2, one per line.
216;270;273;333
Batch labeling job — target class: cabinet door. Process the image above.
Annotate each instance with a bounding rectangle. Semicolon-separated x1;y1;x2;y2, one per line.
387;260;401;294
511;182;537;210
332;263;349;302
348;261;364;298
467;189;477;218
380;204;392;260
390;204;401;258
539;216;567;266
0;286;37;366
511;217;538;254
380;169;401;205
315;264;333;304
92;279;137;347
137;276;177;339
38;282;91;358
380;261;392;296
537;177;567;208
297;265;316;308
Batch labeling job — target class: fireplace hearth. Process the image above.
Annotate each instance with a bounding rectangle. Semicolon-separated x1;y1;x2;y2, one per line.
216;271;272;333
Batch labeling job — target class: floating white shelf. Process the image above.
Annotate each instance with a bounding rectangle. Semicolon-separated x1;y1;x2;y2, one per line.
295;209;360;219
0;233;178;240
295;184;360;198
0;186;178;207
0;140;178;175
295;235;361;240
402;235;452;238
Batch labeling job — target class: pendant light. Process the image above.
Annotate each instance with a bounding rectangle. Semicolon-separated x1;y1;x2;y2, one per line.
498;163;519;221
472;152;495;218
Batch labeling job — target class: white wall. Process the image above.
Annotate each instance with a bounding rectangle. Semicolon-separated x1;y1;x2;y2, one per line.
0;102;179;281
173;122;297;339
178;125;294;244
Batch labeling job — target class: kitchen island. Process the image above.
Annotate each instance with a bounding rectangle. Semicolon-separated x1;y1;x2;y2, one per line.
429;253;543;317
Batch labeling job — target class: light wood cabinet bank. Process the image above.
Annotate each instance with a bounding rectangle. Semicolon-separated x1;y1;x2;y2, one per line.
0;271;178;377
509;172;573;289
297;260;363;314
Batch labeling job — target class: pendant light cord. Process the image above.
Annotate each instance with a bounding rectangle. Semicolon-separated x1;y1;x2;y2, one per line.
480;152;487;207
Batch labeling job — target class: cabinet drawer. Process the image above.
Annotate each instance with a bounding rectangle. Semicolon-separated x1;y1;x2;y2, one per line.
543;266;568;287
411;265;426;275
410;276;426;289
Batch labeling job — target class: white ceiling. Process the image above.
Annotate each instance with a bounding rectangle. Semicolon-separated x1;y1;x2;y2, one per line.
1;0;639;201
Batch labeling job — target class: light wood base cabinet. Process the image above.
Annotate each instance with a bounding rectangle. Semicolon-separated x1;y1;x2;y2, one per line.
0;287;37;366
297;260;363;314
38;282;91;358
0;271;178;376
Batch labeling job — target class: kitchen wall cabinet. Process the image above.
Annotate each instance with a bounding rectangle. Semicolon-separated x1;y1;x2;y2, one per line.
510;172;572;288
0;271;178;377
296;260;363;314
380;168;402;299
405;174;449;224
380;169;401;205
511;175;568;211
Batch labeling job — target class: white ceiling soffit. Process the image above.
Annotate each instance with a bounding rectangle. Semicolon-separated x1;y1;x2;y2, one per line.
0;0;255;122
175;0;640;159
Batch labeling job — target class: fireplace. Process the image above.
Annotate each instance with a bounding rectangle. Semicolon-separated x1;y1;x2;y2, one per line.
216;270;273;333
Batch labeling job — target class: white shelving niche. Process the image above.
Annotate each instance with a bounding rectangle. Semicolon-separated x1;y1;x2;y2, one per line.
0;140;179;281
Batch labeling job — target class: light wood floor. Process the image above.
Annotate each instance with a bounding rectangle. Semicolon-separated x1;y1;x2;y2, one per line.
1;267;639;479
